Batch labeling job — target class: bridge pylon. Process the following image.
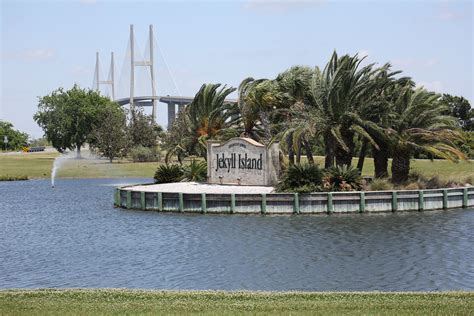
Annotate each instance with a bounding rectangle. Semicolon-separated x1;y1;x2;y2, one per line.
130;24;157;121
94;52;115;100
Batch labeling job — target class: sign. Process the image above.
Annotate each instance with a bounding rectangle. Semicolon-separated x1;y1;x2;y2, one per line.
207;138;280;186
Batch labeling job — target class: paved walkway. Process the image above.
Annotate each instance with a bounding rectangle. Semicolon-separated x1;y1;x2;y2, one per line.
126;182;275;194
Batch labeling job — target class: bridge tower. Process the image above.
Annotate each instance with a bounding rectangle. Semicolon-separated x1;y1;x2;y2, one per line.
130;24;157;121
94;52;115;100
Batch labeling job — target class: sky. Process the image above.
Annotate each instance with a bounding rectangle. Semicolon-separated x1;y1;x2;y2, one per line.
1;0;473;138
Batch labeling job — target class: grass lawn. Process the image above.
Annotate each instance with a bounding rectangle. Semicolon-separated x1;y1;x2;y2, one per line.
0;289;472;315
0;150;472;181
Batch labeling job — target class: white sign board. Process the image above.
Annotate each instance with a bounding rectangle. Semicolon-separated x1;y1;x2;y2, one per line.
207;138;280;186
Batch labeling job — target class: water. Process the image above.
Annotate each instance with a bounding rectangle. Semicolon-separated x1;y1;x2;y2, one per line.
1;178;473;291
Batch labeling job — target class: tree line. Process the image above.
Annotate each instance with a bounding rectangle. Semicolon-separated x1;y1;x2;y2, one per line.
166;51;473;184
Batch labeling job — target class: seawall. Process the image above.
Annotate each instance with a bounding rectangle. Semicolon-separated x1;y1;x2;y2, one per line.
114;185;474;214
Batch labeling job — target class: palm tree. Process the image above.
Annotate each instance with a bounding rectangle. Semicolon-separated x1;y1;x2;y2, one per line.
237;77;278;141
165;83;238;161
273;66;314;165
287;52;383;169
355;70;412;177
387;87;465;183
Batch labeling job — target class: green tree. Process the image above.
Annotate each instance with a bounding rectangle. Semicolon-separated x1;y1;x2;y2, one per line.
89;104;129;163
128;108;161;148
0;121;29;151
440;94;473;131
34;85;112;156
285;52;383;169
389;87;465;183
166;83;238;160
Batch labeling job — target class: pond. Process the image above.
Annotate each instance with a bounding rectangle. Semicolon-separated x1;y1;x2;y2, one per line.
1;178;473;291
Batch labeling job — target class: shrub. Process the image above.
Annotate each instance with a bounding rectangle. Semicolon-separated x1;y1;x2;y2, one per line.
368;178;394;191
154;164;183;184
276;164;323;193
322;165;362;192
129;146;161;163
182;160;207;182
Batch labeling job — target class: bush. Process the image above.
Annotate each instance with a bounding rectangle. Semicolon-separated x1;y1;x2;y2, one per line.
129;146;161;163
182;160;207;182
368;178;394;191
322;165;362;192
276;164;323;193
154;164;183;184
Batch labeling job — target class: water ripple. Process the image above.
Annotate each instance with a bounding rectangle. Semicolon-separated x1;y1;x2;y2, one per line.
0;179;473;291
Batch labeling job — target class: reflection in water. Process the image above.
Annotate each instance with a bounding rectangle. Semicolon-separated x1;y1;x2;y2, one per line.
0;179;473;291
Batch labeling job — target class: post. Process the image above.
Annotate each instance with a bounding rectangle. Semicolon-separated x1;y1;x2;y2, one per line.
418;190;424;211
149;24;157;121
327;192;333;214
230;194;235;214
95;52;100;91
141;191;146;210
129;24;135;111
110;52;115;100
359;192;365;213
443;189;448;209
126;191;132;209
391;191;398;212
114;189;120;206
201;193;207;214
261;194;267;214
158;192;163;211
178;193;184;212
463;188;468;208
293;193;300;214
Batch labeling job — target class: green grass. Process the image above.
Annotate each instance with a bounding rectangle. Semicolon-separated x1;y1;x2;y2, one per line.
0;289;472;315
0;151;472;181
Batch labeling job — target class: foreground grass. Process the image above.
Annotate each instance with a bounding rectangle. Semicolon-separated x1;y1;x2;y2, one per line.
0;150;472;180
0;289;472;315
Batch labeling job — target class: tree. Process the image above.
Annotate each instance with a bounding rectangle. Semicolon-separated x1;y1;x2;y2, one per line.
166;83;238;161
285;52;383;169
34;85;112;156
388;87;465;183
128;108;161;148
440;94;473;131
89;104;129;163
0;121;28;151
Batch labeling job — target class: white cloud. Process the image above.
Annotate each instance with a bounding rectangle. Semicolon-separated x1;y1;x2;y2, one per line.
79;0;97;4
392;57;439;69
22;48;55;61
3;48;56;62
71;66;92;75
243;0;324;13
417;81;443;93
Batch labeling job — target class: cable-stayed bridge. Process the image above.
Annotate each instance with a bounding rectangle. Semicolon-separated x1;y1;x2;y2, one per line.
93;24;236;128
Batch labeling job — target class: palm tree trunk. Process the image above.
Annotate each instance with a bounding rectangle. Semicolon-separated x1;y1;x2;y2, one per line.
296;140;302;165
392;149;410;184
286;133;295;165
335;132;354;167
373;145;388;178
303;138;314;165
324;136;335;169
356;139;368;173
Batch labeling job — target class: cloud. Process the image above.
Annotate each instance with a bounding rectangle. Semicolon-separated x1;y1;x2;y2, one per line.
243;0;324;13
3;48;55;62
417;81;443;93
436;2;468;21
79;0;97;4
392;57;439;69
22;48;55;61
71;66;92;75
